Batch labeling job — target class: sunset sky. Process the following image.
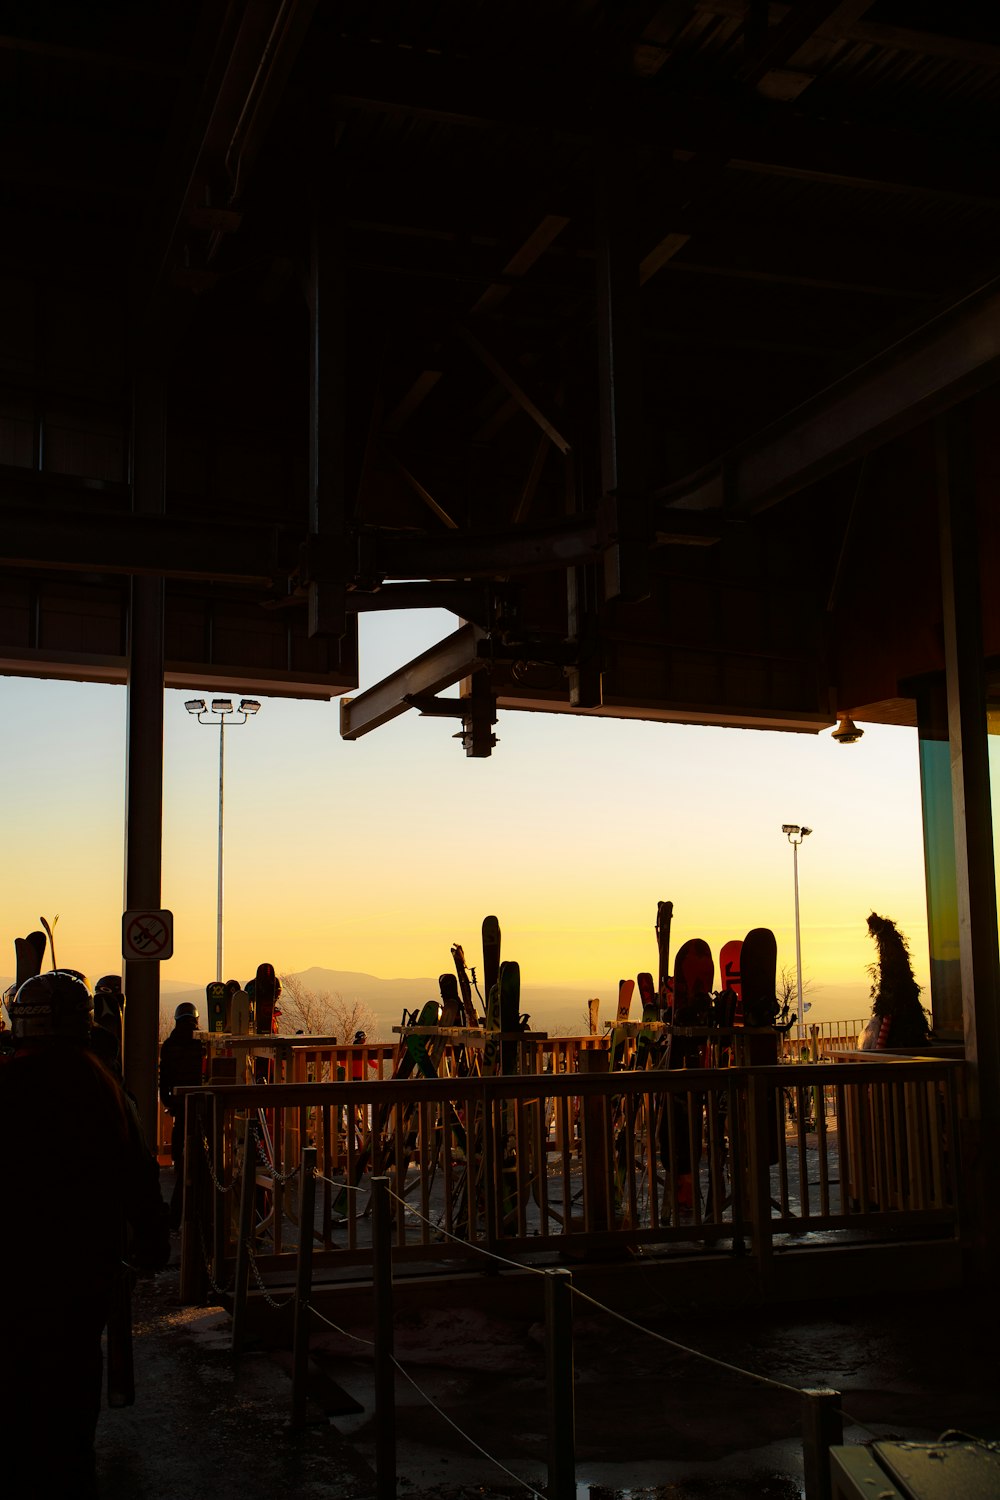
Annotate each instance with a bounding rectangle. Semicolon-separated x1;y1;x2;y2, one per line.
0;609;936;1024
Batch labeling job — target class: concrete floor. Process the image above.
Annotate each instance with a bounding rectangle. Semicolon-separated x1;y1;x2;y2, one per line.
95;1190;1000;1500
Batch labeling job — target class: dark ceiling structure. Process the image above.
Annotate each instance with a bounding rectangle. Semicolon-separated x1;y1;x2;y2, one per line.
4;1;1000;1251
5;1;1000;753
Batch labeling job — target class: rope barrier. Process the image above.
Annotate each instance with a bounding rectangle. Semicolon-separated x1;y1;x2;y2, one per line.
316;1172;365;1196
207;1092;949;1475
307;1303;375;1347
390;1356;548;1500
383;1182;550;1277
569;1285;805;1398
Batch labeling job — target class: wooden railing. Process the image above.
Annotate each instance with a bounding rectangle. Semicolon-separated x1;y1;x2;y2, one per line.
179;1056;962;1307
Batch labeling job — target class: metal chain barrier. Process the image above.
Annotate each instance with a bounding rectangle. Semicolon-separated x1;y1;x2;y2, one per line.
246;1242;295;1310
197;1221;235;1297
249;1122;302;1186
200;1131;245;1196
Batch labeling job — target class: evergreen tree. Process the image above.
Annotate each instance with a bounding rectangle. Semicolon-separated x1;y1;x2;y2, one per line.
866;912;932;1046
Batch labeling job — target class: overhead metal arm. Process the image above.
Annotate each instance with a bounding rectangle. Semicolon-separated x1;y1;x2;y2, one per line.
340;623;487;740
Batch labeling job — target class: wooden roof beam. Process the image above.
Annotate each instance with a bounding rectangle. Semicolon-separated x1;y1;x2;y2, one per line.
458;326;572;454
470;214;571;313
694;0;1000;68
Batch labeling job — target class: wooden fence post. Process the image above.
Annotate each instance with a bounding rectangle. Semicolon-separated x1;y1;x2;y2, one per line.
546;1269;576;1500
290;1146;318;1429
372;1175;396;1500
801;1387;842;1500
179;1091;207;1304
746;1071;775;1294
230;1116;256;1353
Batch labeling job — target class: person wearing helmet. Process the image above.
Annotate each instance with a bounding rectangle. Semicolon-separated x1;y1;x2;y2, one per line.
0;969;169;1497
159;999;206;1230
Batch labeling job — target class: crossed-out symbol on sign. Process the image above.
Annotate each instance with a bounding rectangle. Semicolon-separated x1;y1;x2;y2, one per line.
126;913;169;957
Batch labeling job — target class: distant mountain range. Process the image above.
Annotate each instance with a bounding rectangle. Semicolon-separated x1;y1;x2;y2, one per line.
2;965;872;1037
159;966;600;1036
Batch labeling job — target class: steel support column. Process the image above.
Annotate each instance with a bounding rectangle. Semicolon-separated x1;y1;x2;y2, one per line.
123;357;166;1146
936;405;1000;1262
913;675;963;1037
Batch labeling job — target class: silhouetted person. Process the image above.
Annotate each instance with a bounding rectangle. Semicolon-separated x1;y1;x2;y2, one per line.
0;970;169;1498
159;1000;205;1229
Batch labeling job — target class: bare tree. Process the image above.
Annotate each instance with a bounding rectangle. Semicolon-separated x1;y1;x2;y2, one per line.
276;973;379;1041
778;964;814;1023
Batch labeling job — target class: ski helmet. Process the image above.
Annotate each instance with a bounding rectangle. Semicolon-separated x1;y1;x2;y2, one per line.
174;1001;199;1025
8;970;94;1042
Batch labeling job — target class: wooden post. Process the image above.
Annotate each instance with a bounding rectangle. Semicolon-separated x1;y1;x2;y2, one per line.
290;1147;318;1429
801;1388;842;1500
179;1092;206;1304
747;1072;774;1293
482;1081;499;1256
230;1117;257;1353
546;1269;576;1500
579;1051;610;1231
372;1175;396;1500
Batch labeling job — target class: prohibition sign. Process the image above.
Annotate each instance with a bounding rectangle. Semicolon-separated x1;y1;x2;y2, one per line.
122;908;174;961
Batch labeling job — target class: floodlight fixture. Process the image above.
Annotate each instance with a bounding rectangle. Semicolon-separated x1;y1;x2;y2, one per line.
211;698;234;715
185;698;206;715
239;699;261;715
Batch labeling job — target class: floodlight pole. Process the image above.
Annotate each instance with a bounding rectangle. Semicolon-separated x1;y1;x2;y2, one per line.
782;824;812;1037
185;698;261;982
216;714;225;984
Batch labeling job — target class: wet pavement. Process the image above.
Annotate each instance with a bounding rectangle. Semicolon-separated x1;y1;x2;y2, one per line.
96;1191;1000;1500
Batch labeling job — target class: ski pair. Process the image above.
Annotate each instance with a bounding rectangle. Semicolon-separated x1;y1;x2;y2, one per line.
204;963;278;1035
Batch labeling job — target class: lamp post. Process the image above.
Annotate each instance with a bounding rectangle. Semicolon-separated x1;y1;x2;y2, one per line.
781;823;812;1037
185;697;261;982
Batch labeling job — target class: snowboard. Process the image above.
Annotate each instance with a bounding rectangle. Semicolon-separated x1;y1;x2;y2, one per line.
14;930;46;990
672;939;714;1031
611;978;637;1069
254;964;278;1034
633;971;661;1070
405;998;444;1078
206;981;228;1033
438;972;464;1029
94;975;125;1069
498;959;522;1076
662;937;714;1214
741;928;779;1031
230;989;252;1035
482;965;503;1078
655;901;673;1007
716;939;742;1032
740;926;781;1163
482;915;501;1017
496;961;521;1228
436;975;471;1144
